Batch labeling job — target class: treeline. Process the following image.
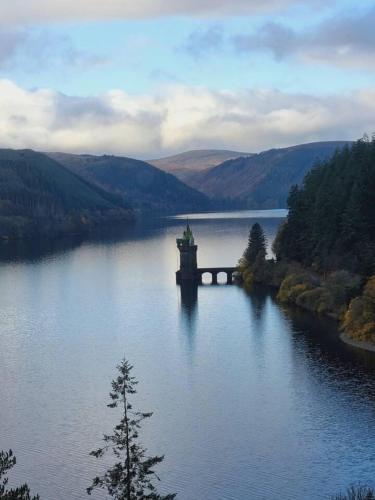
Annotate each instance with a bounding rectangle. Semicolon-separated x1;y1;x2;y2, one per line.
0;149;134;239
239;137;375;346
48;152;212;214
274;136;375;276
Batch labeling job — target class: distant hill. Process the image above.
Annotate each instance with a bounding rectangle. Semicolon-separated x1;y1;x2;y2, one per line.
0;149;133;239
0;142;352;240
149;149;251;184
187;142;351;209
49;153;210;213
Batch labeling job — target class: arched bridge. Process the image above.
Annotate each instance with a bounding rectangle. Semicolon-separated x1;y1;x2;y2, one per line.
197;267;237;285
175;223;237;285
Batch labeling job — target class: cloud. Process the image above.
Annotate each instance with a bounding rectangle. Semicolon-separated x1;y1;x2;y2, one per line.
0;27;107;72
233;7;375;69
0;79;372;157
0;0;322;24
0;28;29;68
181;26;224;58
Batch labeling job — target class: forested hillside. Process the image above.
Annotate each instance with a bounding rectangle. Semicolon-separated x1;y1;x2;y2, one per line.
190;142;349;208
50;153;211;213
240;138;375;346
0;149;133;239
275;138;375;276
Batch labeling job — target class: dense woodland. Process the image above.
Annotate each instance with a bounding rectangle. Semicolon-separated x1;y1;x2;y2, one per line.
0;149;211;240
49;153;211;213
274;137;375;276
240;137;375;345
0;149;133;239
0;142;355;240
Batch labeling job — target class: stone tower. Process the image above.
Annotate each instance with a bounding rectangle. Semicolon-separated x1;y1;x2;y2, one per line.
176;222;198;283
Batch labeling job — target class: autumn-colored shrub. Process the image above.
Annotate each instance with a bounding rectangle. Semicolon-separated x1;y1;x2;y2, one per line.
277;272;318;303
242;267;254;290
343;275;375;342
364;276;375;300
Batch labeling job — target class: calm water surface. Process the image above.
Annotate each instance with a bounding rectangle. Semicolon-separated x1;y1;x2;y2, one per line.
0;211;374;500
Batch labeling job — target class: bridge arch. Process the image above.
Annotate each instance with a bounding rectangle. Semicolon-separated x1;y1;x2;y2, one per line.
200;271;213;285
197;268;235;285
217;271;228;284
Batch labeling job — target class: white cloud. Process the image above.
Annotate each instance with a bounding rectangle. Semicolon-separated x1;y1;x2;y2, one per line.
233;7;375;70
0;27;107;72
0;79;372;157
0;0;322;24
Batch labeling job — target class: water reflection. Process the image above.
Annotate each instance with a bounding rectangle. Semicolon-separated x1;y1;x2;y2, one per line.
0;226;139;263
2;211;375;500
170;209;288;220
179;282;198;353
246;285;269;322
284;304;375;372
0;216;177;264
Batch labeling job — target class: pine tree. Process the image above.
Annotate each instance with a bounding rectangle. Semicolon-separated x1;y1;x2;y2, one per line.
244;223;267;265
0;449;40;500
87;359;176;500
274;137;375;274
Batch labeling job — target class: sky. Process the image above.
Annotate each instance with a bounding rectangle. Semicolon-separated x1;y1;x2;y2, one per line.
0;0;374;158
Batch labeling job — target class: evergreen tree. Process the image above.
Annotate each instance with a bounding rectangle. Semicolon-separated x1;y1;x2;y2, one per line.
331;485;375;500
0;450;40;500
244;223;267;265
275;138;375;275
88;359;176;500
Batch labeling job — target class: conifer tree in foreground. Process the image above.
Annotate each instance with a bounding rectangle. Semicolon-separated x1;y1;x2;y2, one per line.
0;450;40;500
330;485;375;500
88;359;176;500
244;223;267;265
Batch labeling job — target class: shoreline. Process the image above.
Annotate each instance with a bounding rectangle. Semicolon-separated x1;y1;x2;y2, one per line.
241;279;375;355
340;332;375;353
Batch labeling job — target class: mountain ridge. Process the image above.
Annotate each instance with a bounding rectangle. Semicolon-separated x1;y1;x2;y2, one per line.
181;141;352;209
0;148;133;239
48;152;211;213
149;149;252;184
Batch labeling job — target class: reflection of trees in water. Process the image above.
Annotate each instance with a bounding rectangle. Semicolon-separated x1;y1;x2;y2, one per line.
280;302;375;400
246;285;269;322
0;236;84;262
179;282;198;353
0;225;141;263
245;286;375;401
245;286;271;343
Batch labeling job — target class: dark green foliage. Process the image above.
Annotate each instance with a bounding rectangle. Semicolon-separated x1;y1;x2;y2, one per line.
49;153;210;213
0;149;133;239
244;223;267;265
330;486;375;500
0;450;39;500
88;359;176;500
275;138;375;276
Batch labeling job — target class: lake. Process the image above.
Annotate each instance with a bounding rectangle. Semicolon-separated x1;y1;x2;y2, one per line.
0;210;374;500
